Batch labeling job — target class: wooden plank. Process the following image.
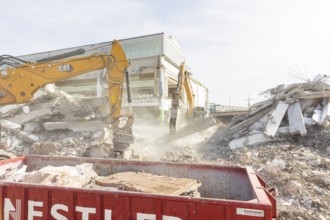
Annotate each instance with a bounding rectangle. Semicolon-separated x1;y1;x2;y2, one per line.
95;172;201;196
288;102;307;136
265;101;289;137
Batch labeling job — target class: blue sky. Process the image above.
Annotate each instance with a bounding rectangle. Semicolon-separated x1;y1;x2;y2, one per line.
1;0;330;106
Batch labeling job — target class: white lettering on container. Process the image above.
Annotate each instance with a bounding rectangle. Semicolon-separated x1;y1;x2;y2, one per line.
137;213;156;220
105;210;112;219
51;204;68;220
3;198;182;220
75;206;96;220
4;198;21;220
28;201;43;220
163;216;182;220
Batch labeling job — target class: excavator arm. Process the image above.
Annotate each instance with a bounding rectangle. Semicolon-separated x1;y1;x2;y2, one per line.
164;62;216;142
0;40;134;154
169;62;195;133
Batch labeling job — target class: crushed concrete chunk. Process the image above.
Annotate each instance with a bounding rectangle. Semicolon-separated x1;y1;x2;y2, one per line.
270;159;286;171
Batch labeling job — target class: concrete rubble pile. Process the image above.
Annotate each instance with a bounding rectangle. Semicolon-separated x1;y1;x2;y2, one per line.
160;137;330;219
158;75;330;219
0;84;114;158
212;74;330;150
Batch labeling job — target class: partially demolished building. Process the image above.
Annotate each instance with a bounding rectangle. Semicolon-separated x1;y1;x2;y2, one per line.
16;33;209;123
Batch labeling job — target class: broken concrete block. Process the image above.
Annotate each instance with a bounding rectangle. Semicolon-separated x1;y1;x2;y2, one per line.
0;104;23;117
22;106;30;114
265;101;289;137
296;91;330;99
229;133;271;150
312;108;322;124
43;120;106;132
303;117;316;126
30;142;60;155
23;122;42;133
320;100;330;127
284;180;302;193
301;99;318;112
277;126;290;136
288;102;307;136
11;130;39;144
22;163;98;188
249;115;269;131
8;108;56;125
270;158;286;171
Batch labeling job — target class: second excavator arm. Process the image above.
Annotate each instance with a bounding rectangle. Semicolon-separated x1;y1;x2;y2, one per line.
169;62;195;133
0;40;134;154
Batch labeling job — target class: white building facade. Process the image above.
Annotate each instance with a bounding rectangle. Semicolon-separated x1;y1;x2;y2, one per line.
18;33;209;124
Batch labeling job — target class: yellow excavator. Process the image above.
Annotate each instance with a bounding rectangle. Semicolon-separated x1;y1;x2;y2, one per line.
0;40;134;155
169;62;195;133
166;62;215;142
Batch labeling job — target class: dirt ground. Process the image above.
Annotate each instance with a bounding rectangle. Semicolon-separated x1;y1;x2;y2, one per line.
1;119;329;219
135;124;329;220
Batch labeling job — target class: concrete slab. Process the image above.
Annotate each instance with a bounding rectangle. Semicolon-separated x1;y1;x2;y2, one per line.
288;102;307;136
312;109;322;124
229;133;272;150
265;101;289;137
320;100;330;127
9;108;55;125
43;120;106;132
0;119;21;129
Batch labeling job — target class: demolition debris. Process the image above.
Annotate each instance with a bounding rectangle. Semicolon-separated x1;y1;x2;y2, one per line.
0;77;330;219
211;74;330;150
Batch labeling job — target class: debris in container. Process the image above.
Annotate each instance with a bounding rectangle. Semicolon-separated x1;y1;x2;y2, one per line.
3;163;98;188
0;162;201;198
95;171;201;197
